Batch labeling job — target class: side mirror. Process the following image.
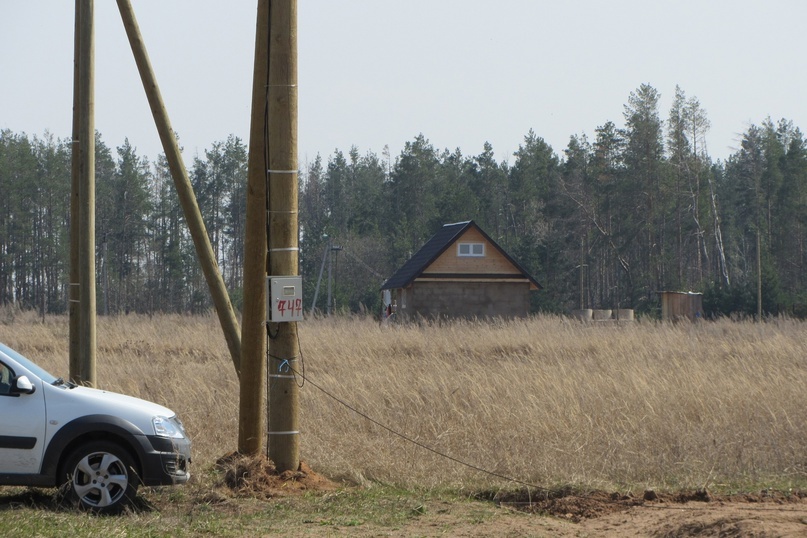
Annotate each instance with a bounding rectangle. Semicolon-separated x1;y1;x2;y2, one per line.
12;375;36;395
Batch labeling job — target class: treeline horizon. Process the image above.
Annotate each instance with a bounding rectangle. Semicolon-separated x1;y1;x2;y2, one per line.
2;83;806;318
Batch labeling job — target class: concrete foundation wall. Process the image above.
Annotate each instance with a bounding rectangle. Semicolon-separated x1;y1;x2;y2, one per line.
403;281;530;319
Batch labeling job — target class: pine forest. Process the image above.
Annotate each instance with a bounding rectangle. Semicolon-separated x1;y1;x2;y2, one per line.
2;84;806;318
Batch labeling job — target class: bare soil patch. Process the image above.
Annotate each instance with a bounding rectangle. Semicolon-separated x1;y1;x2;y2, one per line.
214;452;338;498
205;459;807;536
484;488;807;537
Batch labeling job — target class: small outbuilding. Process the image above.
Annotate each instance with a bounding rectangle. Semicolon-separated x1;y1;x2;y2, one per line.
660;291;704;321
381;220;541;320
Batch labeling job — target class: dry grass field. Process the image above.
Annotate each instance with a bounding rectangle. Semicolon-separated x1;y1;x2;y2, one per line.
2;309;807;535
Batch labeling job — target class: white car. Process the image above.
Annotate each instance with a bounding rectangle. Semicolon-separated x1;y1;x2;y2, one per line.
0;342;191;513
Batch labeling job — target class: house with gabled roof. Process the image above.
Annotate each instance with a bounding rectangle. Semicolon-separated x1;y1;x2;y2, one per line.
381;220;541;320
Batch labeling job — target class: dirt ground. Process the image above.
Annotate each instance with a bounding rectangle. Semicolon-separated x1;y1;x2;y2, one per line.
219;455;807;537
297;489;807;537
488;489;807;537
3;455;806;536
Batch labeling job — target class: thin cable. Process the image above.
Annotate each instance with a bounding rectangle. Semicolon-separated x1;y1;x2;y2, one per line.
268;350;304;388
264;328;270;459
284;357;548;493
290;337;807;514
340;249;387;280
295;332;305;388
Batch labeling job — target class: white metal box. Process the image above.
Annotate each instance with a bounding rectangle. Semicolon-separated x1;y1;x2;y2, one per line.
267;276;304;322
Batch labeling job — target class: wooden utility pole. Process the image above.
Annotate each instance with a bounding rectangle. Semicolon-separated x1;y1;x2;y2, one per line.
68;0;82;382
74;0;97;386
579;237;585;310
238;0;270;456
267;0;300;472
757;230;762;320
116;0;243;373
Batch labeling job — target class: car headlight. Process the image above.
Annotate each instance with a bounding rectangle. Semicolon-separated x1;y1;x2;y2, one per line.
152;415;186;439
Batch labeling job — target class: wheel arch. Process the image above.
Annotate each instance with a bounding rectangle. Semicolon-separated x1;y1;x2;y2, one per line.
45;415;149;485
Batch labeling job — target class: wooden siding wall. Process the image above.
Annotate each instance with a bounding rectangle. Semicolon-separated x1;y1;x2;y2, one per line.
661;292;704;321
427;228;519;274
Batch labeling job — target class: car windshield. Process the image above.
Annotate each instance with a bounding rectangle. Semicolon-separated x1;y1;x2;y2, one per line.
0;343;59;385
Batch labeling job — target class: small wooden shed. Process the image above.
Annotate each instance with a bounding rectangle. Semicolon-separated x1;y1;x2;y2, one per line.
381;221;541;320
660;291;704;321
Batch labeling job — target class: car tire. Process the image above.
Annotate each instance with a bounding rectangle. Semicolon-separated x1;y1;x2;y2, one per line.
61;441;139;514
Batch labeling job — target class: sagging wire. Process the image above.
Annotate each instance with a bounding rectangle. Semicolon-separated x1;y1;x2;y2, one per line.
286;333;548;495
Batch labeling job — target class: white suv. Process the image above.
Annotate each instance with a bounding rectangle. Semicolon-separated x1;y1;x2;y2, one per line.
0;342;191;513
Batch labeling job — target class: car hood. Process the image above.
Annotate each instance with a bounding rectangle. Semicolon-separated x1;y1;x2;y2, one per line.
44;383;176;434
69;385;175;416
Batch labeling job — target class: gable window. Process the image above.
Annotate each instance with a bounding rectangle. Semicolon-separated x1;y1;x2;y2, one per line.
458;242;485;257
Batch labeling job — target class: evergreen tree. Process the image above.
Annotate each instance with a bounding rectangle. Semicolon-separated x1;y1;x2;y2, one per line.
769;122;807;313
0;131;71;311
470;142;509;241
324;149;349;234
387;135;441;260
622;83;667;306
0;132;36;306
560;134;593;310
586;121;627;308
507;130;560;309
218;135;248;294
434;147;477;226
667;86;715;288
96;139;152;313
346;148;387;236
299;154;329;310
148;153;189;312
30;133;71;314
727;125;765;281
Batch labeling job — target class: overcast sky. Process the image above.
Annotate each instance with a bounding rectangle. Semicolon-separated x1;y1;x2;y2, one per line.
2;1;805;167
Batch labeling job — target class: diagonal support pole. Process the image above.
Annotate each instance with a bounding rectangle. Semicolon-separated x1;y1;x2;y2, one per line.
116;0;242;374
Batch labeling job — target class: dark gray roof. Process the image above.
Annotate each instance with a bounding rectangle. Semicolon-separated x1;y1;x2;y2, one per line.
380;220;542;290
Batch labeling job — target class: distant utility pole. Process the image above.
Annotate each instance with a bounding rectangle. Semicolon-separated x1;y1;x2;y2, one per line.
267;0;300;473
70;0;97;386
757;230;762;321
310;238;330;316
579;237;585;310
326;243;342;316
238;0;270;456
310;238;343;316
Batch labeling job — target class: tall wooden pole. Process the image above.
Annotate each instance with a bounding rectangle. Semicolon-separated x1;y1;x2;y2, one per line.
757;229;762;320
579;237;584;310
69;0;82;382
77;0;96;386
116;0;243;373
267;0;300;472
238;0;270;456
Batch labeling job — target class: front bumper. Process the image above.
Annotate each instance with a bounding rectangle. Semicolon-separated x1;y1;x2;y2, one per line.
140;434;192;486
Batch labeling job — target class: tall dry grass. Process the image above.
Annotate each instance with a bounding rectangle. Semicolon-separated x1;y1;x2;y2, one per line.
2;308;806;493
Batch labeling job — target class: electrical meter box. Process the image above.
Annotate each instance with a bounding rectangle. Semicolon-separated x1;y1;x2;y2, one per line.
267;276;304;322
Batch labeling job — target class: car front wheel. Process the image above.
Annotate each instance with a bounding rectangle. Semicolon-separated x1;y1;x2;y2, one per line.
61;441;139;513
